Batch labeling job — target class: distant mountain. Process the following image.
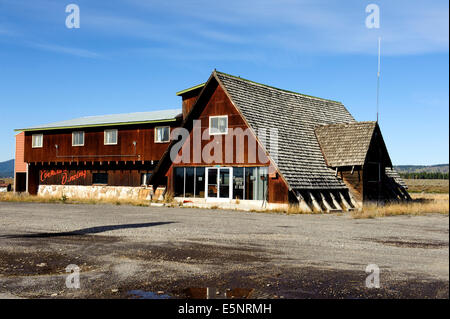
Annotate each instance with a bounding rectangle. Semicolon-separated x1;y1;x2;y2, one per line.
394;164;449;174
0;159;14;178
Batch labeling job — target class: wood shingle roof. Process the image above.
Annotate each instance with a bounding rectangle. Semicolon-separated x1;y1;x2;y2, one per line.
314;121;377;167
216;71;355;190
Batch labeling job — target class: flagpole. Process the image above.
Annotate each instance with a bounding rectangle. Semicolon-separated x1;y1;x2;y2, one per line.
377;37;381;122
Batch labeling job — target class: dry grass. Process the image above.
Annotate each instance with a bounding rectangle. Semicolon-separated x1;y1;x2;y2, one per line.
0;193;150;207
2;190;448;219
352;193;449;219
405;179;449;194
284;205;324;215
162;191;175;204
0;178;14;185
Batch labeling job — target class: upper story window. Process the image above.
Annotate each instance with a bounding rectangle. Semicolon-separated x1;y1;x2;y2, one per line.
72;131;85;146
32;134;43;148
209;115;228;135
155;126;170;143
104;129;118;145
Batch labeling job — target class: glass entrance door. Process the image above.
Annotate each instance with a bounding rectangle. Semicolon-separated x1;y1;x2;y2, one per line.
207;168;218;198
219;168;230;198
205;167;232;200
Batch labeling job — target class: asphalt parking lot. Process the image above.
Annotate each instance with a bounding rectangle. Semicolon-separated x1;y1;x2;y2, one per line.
0;202;448;299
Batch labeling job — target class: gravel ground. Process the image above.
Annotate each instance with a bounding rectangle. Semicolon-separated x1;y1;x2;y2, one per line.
0;202;448;299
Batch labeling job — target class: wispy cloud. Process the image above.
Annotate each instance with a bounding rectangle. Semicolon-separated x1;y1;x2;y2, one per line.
126;0;449;55
27;42;101;58
128;47;266;63
1;0;448;59
195;29;246;44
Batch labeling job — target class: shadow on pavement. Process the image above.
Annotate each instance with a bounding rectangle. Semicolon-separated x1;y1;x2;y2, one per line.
0;221;176;238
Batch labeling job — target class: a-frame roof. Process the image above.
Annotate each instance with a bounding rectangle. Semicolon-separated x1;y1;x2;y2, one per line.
215;71;355;189
152;70;396;191
315;121;378;167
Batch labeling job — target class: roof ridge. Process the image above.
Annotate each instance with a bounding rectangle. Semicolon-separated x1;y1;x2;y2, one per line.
215;70;342;104
316;121;377;127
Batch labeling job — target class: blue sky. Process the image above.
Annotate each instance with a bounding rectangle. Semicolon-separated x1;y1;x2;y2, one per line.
0;0;448;165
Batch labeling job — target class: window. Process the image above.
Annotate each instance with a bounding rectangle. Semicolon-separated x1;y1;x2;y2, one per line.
173;167;184;197
232;167;244;200
32;134;43;148
92;173;108;185
194;167;205;198
72;131;85;146
209;116;228;135
185;167;195;197
155;126;170;143
104;129;118;145
173;167;205;198
244;167;256;200
141;173;152;186
244;167;267;200
173;166;267;200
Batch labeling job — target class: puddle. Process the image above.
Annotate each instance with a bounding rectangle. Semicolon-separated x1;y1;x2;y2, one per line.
127;290;171;299
184;287;254;299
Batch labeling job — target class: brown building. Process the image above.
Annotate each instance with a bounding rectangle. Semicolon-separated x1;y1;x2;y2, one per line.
15;109;182;199
15;70;409;211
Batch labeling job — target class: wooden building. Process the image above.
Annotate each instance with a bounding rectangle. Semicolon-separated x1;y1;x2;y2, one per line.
15;70;409;210
15;109;182;198
150;70;409;211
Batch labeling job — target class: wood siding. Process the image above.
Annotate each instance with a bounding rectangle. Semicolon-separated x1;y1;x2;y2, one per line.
166;81;290;204
172;83;270;166
181;87;203;119
38;169;146;187
268;168;289;203
24;161;156;194
23;122;180;164
363;126;389;201
340;169;363;202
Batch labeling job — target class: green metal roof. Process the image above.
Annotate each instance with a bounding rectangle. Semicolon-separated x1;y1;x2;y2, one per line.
175;83;206;96
15;109;182;132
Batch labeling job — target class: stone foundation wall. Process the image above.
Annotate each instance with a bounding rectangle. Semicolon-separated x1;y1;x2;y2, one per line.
175;197;289;211
38;185;153;200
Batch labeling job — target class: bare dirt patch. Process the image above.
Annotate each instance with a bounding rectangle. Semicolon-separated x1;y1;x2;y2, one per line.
117;242;270;264
0;249;96;276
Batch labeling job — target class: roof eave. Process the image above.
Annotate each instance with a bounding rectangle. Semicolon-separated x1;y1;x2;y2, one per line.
176;83;206;96
14;118;179;132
